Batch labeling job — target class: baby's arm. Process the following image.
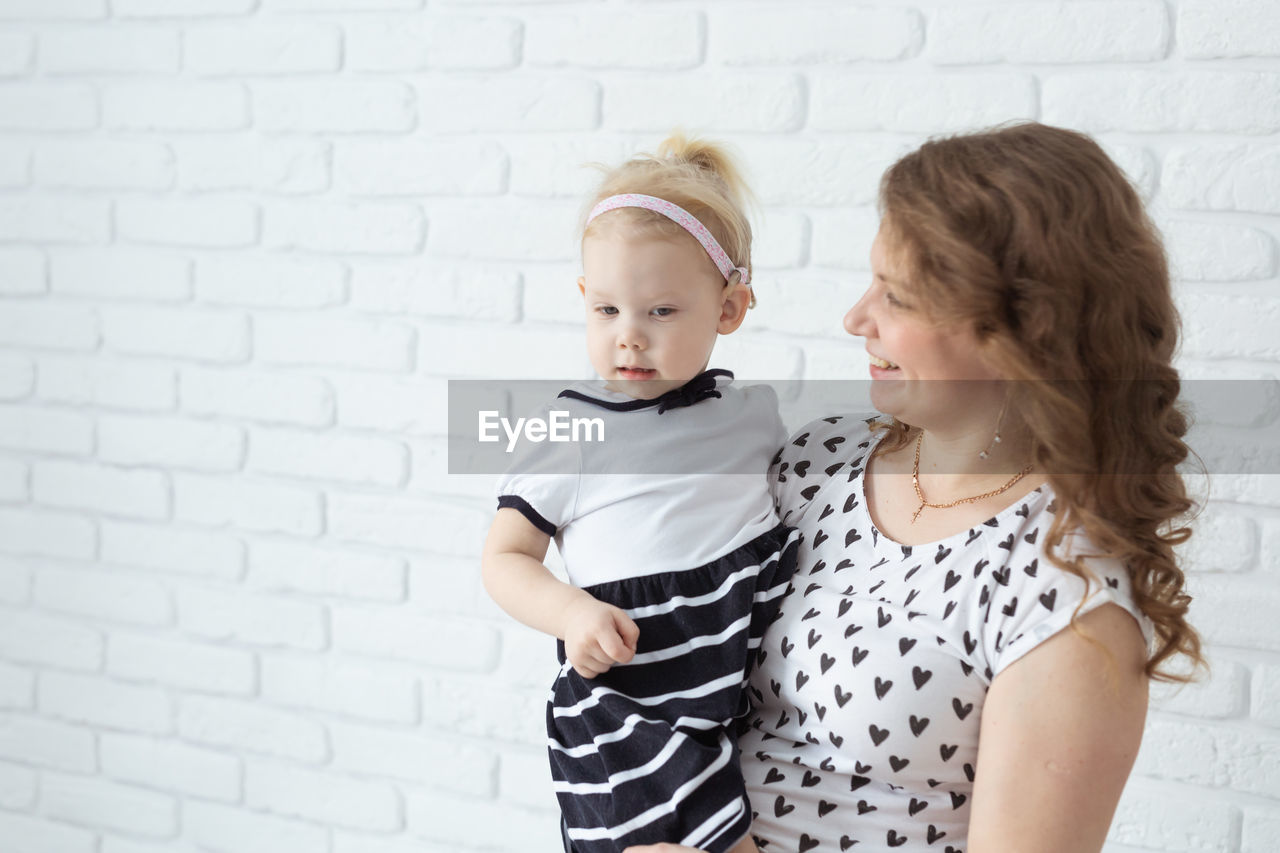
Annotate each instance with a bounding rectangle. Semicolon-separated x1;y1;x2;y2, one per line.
482;508;639;679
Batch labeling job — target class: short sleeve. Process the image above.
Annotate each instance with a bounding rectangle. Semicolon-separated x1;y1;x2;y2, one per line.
744;383;789;463
985;536;1155;679
494;406;581;537
768;414;878;524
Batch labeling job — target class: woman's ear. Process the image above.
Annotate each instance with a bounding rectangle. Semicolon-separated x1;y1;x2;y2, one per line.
717;283;752;334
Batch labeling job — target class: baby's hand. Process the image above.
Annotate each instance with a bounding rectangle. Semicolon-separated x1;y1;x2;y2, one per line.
562;595;639;679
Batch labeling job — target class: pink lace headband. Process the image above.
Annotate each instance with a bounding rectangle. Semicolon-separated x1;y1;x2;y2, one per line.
585;193;751;288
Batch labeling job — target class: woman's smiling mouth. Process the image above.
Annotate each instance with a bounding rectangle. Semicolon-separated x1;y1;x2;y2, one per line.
868;354;899;370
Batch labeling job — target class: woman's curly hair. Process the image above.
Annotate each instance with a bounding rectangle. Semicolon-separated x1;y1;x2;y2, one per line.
871;122;1204;682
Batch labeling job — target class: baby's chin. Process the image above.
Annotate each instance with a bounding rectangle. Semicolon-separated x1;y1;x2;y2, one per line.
605;374;690;399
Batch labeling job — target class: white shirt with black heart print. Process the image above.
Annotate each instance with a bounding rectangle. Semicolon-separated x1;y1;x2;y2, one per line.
738;414;1153;853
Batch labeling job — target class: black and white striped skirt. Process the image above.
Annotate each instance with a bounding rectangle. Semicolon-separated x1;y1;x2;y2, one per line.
549;523;801;853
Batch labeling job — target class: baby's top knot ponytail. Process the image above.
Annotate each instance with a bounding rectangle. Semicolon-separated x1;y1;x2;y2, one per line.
655;131;753;212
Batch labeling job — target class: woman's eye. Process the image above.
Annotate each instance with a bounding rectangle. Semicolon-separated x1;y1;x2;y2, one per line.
652;307;675;317
597;306;618;316
885;291;905;308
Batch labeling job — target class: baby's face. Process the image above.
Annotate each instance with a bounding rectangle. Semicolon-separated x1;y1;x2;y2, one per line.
579;230;729;399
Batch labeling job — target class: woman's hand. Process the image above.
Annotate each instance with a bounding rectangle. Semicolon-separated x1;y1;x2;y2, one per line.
562;593;640;679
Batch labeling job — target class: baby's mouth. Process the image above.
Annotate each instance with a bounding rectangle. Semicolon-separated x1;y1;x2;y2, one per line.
618;367;656;378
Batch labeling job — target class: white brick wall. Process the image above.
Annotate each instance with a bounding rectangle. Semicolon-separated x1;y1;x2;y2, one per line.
0;3;1277;852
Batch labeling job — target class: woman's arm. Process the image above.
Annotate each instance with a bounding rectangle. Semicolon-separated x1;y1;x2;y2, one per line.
967;603;1150;853
481;508;638;678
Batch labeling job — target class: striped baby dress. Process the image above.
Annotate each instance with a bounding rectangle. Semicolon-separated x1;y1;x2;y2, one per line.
550;523;800;853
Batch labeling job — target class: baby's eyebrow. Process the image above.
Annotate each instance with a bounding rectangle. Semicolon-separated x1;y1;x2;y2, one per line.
586;288;685;302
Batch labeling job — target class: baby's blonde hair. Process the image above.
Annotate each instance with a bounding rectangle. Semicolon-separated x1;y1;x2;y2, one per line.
581;132;756;297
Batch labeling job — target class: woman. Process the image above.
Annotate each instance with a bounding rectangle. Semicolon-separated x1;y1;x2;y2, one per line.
626;123;1204;853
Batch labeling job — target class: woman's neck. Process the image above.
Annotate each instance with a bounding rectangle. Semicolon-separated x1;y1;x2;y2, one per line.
887;417;1044;513
913;421;1035;479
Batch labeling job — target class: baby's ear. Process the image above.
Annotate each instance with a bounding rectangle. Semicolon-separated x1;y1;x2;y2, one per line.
718;283;752;334
577;276;586;298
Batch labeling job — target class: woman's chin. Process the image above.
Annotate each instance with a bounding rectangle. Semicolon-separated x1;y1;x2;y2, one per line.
868;379;908;416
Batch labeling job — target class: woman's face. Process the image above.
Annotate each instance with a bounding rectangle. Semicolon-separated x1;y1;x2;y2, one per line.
843;226;1003;429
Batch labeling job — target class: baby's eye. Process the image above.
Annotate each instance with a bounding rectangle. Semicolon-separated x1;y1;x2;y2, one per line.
597;305;618;316
652;307;676;317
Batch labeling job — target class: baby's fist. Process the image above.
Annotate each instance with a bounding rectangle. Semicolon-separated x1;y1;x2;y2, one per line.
562;596;639;679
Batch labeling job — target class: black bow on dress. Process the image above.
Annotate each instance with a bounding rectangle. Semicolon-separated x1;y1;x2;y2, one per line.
654;369;731;414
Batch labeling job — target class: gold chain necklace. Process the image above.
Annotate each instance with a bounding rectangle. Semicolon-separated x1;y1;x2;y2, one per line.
911;431;1034;523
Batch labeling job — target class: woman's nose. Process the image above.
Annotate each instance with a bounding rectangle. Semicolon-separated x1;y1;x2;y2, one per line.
844;290;873;337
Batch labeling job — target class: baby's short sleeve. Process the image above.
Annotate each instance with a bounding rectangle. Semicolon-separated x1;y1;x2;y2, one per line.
744;383;789;461
985;536;1155;679
494;407;581;537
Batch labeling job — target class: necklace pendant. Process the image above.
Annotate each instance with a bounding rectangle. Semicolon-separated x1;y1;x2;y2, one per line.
911;503;924;524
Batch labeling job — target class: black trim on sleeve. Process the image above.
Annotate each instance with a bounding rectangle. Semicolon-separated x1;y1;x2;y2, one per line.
497;495;558;537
